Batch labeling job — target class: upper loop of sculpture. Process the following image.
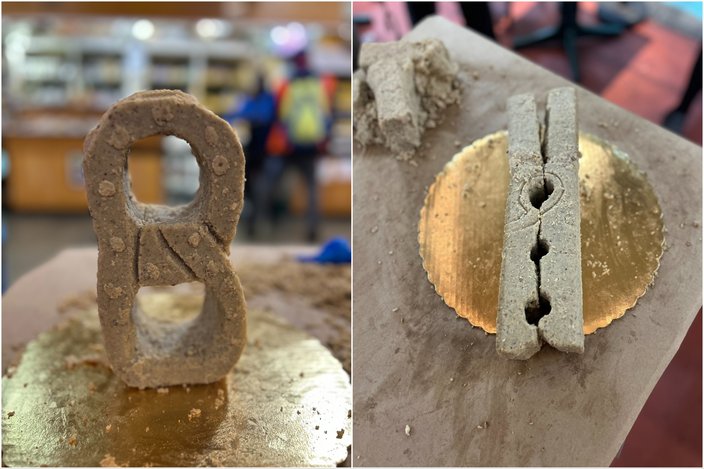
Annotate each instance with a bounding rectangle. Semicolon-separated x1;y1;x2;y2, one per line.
83;90;245;245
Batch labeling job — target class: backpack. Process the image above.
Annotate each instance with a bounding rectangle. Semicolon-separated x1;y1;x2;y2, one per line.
279;77;329;146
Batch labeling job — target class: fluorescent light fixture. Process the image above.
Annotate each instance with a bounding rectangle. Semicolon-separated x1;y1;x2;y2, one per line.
132;19;155;40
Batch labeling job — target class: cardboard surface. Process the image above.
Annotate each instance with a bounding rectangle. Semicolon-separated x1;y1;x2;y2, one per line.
352;17;701;466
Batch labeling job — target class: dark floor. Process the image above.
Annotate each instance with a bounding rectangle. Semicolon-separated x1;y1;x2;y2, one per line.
353;1;702;466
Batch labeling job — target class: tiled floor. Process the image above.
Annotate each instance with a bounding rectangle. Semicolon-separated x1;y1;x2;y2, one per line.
353;1;702;466
498;2;702;145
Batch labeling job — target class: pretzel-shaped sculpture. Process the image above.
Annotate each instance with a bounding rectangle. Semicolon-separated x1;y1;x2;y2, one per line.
83;90;247;388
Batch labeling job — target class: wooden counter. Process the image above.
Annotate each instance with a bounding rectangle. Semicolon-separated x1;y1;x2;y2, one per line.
4;134;163;212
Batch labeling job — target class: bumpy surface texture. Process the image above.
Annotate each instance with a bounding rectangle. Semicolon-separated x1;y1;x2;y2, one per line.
539;88;584;352
83;90;247;388
353;39;461;160
496;94;542;359
497;87;584;359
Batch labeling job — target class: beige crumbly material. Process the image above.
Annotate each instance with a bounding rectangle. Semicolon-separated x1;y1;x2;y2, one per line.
188;408;202;421
497;88;584;359
214;388;226;410
99;454;119;467
64;353;108;370
238;260;351;373
496;94;543;359
538;87;584;353
353;39;461;160
83;90;247;388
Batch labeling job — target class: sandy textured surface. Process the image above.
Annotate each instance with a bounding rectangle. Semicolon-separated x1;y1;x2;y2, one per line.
353;17;701;466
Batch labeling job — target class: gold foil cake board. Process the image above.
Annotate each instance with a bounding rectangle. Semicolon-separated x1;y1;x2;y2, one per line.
419;131;664;334
2;302;351;467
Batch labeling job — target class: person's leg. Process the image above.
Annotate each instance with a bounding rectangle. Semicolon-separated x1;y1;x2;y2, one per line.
676;48;702;114
253;156;286;234
406;2;436;26
459;2;496;40
242;147;261;237
664;47;702;133
291;148;320;243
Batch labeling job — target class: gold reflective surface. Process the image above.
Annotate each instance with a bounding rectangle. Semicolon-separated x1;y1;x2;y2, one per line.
419;131;664;334
2;297;352;467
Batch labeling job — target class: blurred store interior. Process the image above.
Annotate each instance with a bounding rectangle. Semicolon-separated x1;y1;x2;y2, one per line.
353;1;702;467
2;2;352;287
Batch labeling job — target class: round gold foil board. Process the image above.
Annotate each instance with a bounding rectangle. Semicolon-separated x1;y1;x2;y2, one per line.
418;131;664;334
2;298;351;467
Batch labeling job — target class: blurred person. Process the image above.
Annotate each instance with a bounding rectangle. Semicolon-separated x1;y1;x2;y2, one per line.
222;74;276;237
664;46;702;134
256;50;333;243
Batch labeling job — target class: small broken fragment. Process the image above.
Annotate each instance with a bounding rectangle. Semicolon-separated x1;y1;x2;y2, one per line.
404;424;411;436
214;389;225;410
68;434;78;446
188;408;202;421
65;353;107;370
100;454;119;467
353;39;462;161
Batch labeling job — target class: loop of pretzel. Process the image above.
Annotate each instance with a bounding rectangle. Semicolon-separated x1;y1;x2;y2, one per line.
83;90;247;388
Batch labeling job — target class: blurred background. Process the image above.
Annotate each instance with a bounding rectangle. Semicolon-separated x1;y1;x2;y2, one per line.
2;2;351;287
353;2;701;466
354;1;701;143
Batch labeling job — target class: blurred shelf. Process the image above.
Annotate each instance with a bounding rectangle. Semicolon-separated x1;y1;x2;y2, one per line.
3;135;163;213
3;14;351;214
